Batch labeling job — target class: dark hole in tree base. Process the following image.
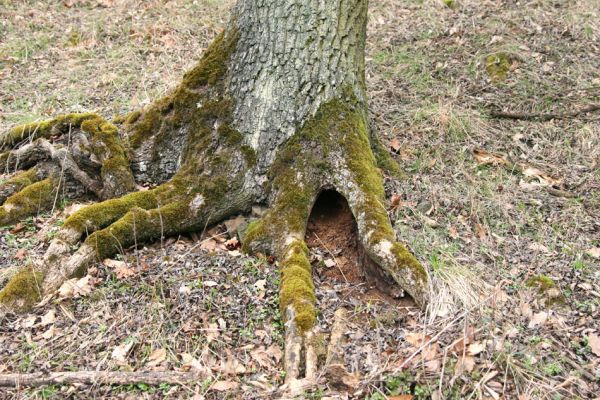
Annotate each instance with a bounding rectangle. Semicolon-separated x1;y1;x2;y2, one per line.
306;190;414;307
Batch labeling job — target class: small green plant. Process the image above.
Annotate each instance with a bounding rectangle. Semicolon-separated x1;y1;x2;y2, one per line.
367;392;386;400
529;335;542;345
38;385;58;399
543;362;563;377
443;0;457;9
572;259;587;271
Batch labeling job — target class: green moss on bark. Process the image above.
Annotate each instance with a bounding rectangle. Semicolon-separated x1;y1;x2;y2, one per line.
0;169;40;201
0;268;44;311
2;113;99;151
279;240;316;332
126;28;239;150
0;177;57;226
80;116;136;197
64;189;160;233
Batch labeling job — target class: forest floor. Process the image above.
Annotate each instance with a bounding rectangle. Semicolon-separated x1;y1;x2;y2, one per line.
1;0;599;399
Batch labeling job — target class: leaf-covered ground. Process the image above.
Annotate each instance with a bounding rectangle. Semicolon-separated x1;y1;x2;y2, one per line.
1;0;599;399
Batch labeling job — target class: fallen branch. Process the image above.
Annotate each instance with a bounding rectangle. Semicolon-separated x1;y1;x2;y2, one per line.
489;104;600;122
0;371;203;388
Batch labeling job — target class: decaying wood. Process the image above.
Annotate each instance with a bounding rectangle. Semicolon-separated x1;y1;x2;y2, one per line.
0;371;203;388
490;103;600;121
324;308;359;390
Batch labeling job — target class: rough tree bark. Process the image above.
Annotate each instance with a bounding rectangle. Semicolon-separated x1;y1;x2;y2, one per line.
0;0;429;391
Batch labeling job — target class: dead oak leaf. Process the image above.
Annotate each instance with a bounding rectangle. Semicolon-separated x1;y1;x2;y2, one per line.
180;353;207;373
40;309;56;326
468;342;485;356
588;333;600;357
473;149;508;166
250;347;273;368
218;351;246;375
103;259;136;279
111;341;134;363
586;247;600;259
14;249;27;261
41;325;55;340
521;165;560;187
455;355;476;375
405;332;429;347
211;380;239;392
146;348;167;367
58;276;94;298
528;311;548;328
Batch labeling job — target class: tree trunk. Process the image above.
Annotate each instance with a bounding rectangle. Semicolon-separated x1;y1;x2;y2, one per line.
0;0;429;392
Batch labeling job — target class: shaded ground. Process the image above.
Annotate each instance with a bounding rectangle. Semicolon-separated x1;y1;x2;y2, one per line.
1;0;599;399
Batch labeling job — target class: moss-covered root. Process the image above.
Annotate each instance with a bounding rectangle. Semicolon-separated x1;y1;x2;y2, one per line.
63;188;162;234
79;116;136;199
242;192;319;391
0;177;58;227
36;188;165;294
279;239;320;393
0;113;99;152
0;168;41;204
0;267;44;313
350;191;429;307
43;200;195;294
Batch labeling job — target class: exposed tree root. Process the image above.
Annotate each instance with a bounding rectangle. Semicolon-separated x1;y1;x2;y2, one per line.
0;371;205;388
0;176;59;227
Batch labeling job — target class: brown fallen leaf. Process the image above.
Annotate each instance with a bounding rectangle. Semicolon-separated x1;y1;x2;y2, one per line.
424;358;441;372
210;380;239;391
390;138;401;153
389;194;416;212
475;223;487;240
473;149;509;166
218;350;246;375
251;347;273;368
468;342;485;356
588;333;600;357
266;343;283;364
111;341;134;362
528;311;548;328
405;332;429;347
10;223;25;234
586;247;600;259
41;325;55;340
146;348;167;367
455;355;476;375
40;309;56;326
21;315;37;329
104;259;135;279
225;238;239;250
58;276;94;298
14;249;27;261
180;353;206;373
521;165;560;187
389;395;414;400
422;341;439;361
